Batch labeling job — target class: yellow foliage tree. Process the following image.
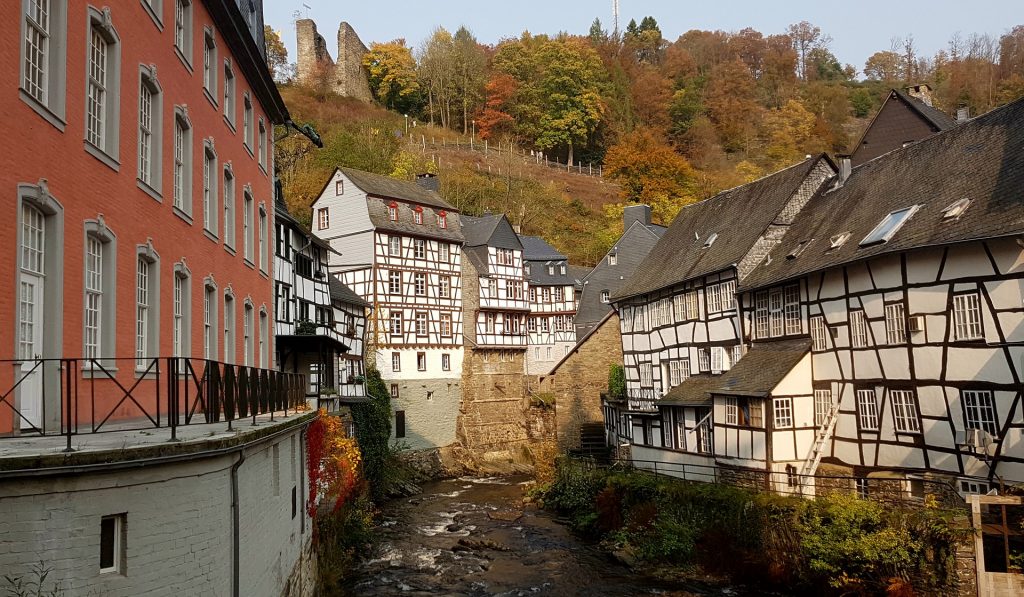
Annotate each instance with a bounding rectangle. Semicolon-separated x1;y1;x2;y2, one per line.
762;99;818;167
363;40;420;113
604;128;697;223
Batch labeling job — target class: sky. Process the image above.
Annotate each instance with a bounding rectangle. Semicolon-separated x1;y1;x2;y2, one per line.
265;1;1023;73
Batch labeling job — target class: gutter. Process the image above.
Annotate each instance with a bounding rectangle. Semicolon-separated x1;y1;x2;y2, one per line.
231;450;246;597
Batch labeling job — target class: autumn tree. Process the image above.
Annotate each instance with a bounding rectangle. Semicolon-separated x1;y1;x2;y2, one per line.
476;73;517;139
604;128;697;222
787;21;830;81
864;51;902;82
264;26;291;81
705;59;760;152
762;99;819;166
453;27;488;135
363;40;421;113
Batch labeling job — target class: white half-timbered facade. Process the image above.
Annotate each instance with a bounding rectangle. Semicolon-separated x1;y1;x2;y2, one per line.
311;168;464;449
462;215;529;350
519;235;581;374
607;155;839;483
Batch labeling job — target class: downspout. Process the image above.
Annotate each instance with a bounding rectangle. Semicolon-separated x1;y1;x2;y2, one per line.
231;450;246;597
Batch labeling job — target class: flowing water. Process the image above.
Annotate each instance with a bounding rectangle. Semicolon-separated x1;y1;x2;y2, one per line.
341;476;739;597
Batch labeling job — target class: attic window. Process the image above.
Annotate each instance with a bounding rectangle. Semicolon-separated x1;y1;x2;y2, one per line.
413;206;423;225
437;211;447;228
335;180;344;195
860;206;918;247
547;264;554;275
942;198;971;220
829;232;851;249
703;233;718;249
560;264;566;275
388;202;398;222
787;240;812;260
608;253;618;266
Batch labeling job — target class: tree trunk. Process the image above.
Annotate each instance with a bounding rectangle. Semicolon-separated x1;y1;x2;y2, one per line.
568;143;574;167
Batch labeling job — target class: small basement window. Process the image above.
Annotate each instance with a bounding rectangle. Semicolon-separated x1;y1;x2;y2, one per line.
860;206;918;246
100;514;125;574
942;198;971;220
829;232;851;249
703;232;718;248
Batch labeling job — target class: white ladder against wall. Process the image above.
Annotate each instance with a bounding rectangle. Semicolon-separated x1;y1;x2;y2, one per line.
799;400;842;480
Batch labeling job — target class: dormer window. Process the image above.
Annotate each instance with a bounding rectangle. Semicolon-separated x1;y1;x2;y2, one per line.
413;206;423;225
601;290;610;303
560;264;566;275
787;240;812;260
608;253;618;266
860;206;918;246
388;202;398;222
437;211;447;228
703;233;718;249
547;264;554;275
829;232;851;249
942;198;971;220
525;264;531;275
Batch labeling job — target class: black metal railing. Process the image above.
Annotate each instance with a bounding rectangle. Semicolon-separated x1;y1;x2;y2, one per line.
625;388;660;413
0;357;306;452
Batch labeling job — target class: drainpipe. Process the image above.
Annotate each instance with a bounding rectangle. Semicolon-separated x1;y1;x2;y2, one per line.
231;450;246;597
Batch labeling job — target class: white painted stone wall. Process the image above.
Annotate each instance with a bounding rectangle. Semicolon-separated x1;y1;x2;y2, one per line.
0;427;314;597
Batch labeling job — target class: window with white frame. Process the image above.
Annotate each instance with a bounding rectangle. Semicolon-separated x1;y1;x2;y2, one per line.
755;291;769;339
485;313;495;333
885;303;906;344
711;346;727;373
141;0;163;25
388;270;401;294
391;352;400;372
769;288;784;337
669;359;687;386
243;302;253;366
173;269;190;358
732;344;743;366
258;206;267;271
439;242;450;262
22;0;69;123
439;276;450;298
388;203;397;221
202;28;217;98
242;191;253;261
601;290;610;303
137;68;162;189
203;283;216;359
317;207;329;230
554;286;564;302
222;166;235;248
84;236;104;361
437;212;447;228
259;309;267;367
810;316;828;351
440;313;452;337
242;93;253;149
860;206;918;246
783;285;800;334
773;397;793;428
608;253;617;266
415;312;428;336
706;283;722;313
698;348;710;373
850;309;868;348
172;108;192;214
725;396;738;425
963;390;998;436
388;235;401;257
528;317;537;333
814;389;832;426
389;312;402;335
135;254;158;370
414;239;426;259
442;353;451;370
857;389;879;431
223;61;235;123
223;292;235;363
672;294;685;322
174;0;192;63
257;118;267;169
953;292;983;341
85;10;119;160
416;352;426;371
890;389;920;433
414;273;426;296
685;291;699;320
639;362;653;387
659;298;670;327
202;142;218;235
719;280;736;311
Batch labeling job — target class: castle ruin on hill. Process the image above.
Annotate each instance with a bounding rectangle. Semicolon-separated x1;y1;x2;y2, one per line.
295;19;374;102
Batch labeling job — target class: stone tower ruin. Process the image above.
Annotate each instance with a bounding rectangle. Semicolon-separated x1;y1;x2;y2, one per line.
295;19;373;103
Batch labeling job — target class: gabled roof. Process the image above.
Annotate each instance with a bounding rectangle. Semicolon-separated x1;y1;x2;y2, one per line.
613;154;834;301
893;89;957;131
337;167;457;211
850;89;957;167
712;339;810;397
275;198;337;254
520;235;566;261
461;214;523;250
742;97;1024;291
328;277;368;308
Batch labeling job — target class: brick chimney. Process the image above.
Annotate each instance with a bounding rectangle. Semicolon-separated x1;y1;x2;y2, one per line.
623;205;652;230
416;173;439;192
905;84;934;107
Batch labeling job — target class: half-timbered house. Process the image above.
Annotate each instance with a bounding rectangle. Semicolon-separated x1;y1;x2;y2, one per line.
520;235;581;375
310;168;464;449
607;154;837;482
737;98;1024;492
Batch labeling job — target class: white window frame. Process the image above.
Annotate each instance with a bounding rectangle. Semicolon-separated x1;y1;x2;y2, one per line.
953;292;983;341
388;235;401;257
725;396;738;425
440;313;452;337
135;252;159;371
754;291;769;339
243;301;253;366
137;65;162;193
415;312;428;336
414;273;426;296
388;270;401;294
639;362;653;388
885;302;906;345
202;27;217;100
860;206;919;246
258;205;267;272
242;190;253;261
857;388;879;431
257;117;267;170
769;288;784;337
773;397;793;429
202;140;218;236
242;92;253;150
21;0;68;127
222;165;235;249
391;352;401;372
962;390;998;436
783;284;800;334
711;346;726;374
317;207;329;231
414;239;426;259
810;316;828;351
173;0;193;65
389;312;402;336
223;59;235;125
439;275;450;299
814;389;832;427
84;235;104;361
84;8;120;164
172;107;193;216
850;309;868;348
890;389;920;434
438;242;450;262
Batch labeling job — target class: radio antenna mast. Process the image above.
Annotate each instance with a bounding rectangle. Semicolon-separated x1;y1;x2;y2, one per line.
612;0;620;37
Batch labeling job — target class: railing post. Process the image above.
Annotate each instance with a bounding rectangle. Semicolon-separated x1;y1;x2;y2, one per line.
63;360;74;453
169;358;178;442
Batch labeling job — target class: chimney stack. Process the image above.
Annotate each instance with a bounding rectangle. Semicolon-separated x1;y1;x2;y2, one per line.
623;204;652;230
906;84;933;107
837;155;852;187
957;105;971;123
415;172;440;192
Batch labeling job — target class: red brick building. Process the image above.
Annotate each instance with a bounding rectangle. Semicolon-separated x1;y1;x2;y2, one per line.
0;0;289;434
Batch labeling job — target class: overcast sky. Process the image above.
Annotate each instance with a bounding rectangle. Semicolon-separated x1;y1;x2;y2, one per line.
265;1;1023;75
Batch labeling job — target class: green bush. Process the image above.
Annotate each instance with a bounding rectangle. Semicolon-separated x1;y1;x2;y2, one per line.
607;364;626;399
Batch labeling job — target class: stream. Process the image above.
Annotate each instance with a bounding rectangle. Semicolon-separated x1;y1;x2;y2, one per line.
340;476;740;597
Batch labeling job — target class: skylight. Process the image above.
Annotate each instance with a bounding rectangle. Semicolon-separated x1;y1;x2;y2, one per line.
787;239;812;260
829;232;851;249
703;232;718;248
860;206;919;246
942;198;972;220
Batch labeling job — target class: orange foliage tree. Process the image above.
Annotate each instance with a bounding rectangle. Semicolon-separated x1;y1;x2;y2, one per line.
307;410;364;516
476;73;517;140
604;128;697;223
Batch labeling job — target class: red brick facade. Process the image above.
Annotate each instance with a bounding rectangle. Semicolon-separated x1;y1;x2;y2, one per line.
0;1;287;433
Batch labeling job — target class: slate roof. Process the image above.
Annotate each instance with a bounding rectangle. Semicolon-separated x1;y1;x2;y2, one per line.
742;96;1024;291
366;197;465;242
520;235;566;261
341;167;455;211
850;89;957;167
328;277;368;307
711;339;811;397
894;89;957;131
613;154;834;301
659;374;719;406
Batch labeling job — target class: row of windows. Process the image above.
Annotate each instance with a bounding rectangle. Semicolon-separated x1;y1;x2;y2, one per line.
525;262;567;276
533;345;572;361
529;285;570;304
527;315;574;333
637;345;744;389
484;278;525;301
384;236;454;262
391;351;451;372
624;280;737;333
388;311;454;337
386;271;454;298
807;292;984;351
482;312;524;335
384;201;448;229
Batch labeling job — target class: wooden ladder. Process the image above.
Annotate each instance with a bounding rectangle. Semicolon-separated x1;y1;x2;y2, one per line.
799;400;842;479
